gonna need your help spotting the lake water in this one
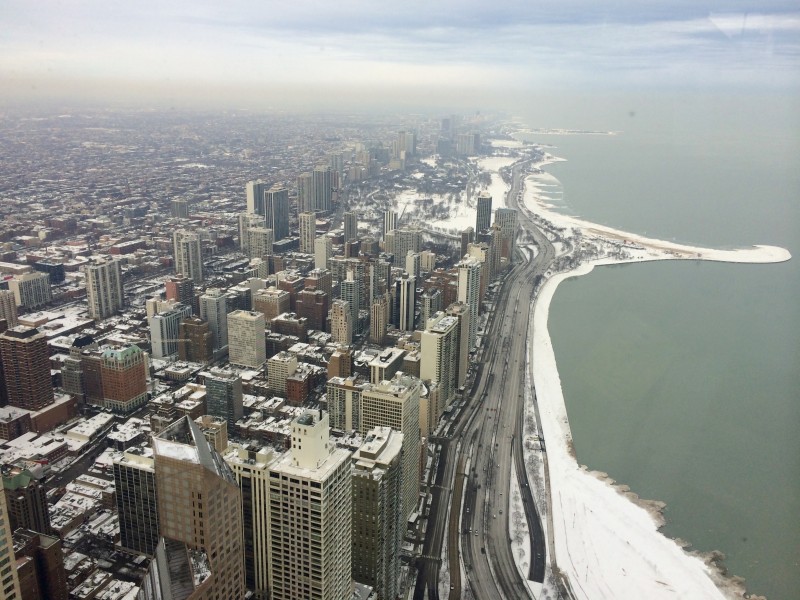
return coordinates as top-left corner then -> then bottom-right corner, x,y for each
521,92 -> 800,600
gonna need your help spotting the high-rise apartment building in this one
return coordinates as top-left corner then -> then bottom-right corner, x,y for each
0,291 -> 18,328
476,192 -> 492,233
204,369 -> 243,433
296,172 -> 313,215
173,229 -> 203,284
149,303 -> 192,359
340,269 -> 360,334
85,257 -> 124,320
0,486 -> 22,600
267,411 -> 352,600
314,235 -> 332,270
405,251 -> 421,278
171,198 -> 189,218
267,351 -> 297,396
265,185 -> 290,242
421,312 -> 459,416
446,302 -> 472,389
495,207 -> 519,261
457,257 -> 482,350
223,444 -> 278,596
8,272 -> 51,310
178,317 -> 213,364
164,275 -> 194,308
299,212 -> 316,254
312,165 -> 333,213
460,226 -> 475,259
330,299 -> 352,345
246,180 -> 269,216
343,212 -> 357,243
152,416 -> 245,598
0,327 -> 52,411
228,310 -> 266,369
247,227 -> 274,260
11,528 -> 67,600
100,345 -> 148,414
385,228 -> 421,267
360,373 -> 422,519
351,427 -> 404,600
326,375 -> 370,432
383,210 -> 397,240
199,288 -> 229,352
395,272 -> 416,332
113,449 -> 159,556
369,294 -> 389,345
420,287 -> 443,328
2,466 -> 51,535
253,287 -> 290,325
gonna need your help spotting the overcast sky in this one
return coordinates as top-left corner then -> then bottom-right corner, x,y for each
1,1 -> 798,106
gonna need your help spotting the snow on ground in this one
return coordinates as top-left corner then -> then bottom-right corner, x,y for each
509,453 -> 544,599
517,149 -> 791,600
490,139 -> 525,148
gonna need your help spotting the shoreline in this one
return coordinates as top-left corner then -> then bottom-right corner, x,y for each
520,151 -> 788,599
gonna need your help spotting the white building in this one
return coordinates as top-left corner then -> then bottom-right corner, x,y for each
299,212 -> 316,254
228,310 -> 266,369
267,351 -> 297,396
173,229 -> 203,284
457,257 -> 482,350
8,272 -> 51,309
85,258 -> 124,319
199,288 -> 228,352
267,411 -> 353,600
150,304 -> 192,359
329,299 -> 352,345
421,312 -> 459,416
314,235 -> 332,270
247,226 -> 274,260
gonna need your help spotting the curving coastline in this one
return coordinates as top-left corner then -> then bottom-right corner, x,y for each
522,153 -> 789,599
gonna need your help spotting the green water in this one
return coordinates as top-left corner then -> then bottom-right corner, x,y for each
527,93 -> 800,600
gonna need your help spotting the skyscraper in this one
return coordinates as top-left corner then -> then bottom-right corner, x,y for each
340,269 -> 360,334
446,302 -> 472,389
149,304 -> 192,359
2,466 -> 51,535
421,312 -> 459,415
383,210 -> 397,240
476,192 -> 492,233
360,373 -> 422,519
0,326 -> 52,411
113,449 -> 159,556
457,257 -> 482,350
420,287 -> 443,328
296,172 -> 313,215
8,272 -> 51,310
265,185 -> 291,241
267,411 -> 353,600
173,229 -> 203,284
0,291 -> 17,329
228,310 -> 266,369
178,317 -> 213,364
199,288 -> 229,352
351,427 -> 404,600
247,226 -> 274,260
314,235 -> 332,270
330,299 -> 353,345
100,345 -> 148,414
164,275 -> 194,308
395,272 -> 416,332
152,416 -> 245,598
495,207 -> 519,261
343,211 -> 358,243
0,486 -> 22,600
246,180 -> 268,216
460,226 -> 475,259
299,212 -> 316,254
369,293 -> 389,345
204,369 -> 243,433
312,165 -> 333,212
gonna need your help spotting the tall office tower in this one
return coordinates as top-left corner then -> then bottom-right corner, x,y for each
361,373 -> 422,519
223,444 -> 277,596
495,207 -> 519,260
421,312 -> 459,414
228,310 -> 266,369
171,198 -> 189,218
330,299 -> 353,345
199,288 -> 229,351
476,192 -> 492,233
0,291 -> 17,328
164,275 -> 194,307
296,172 -> 314,214
395,272 -> 416,332
299,212 -> 316,254
0,487 -> 22,600
253,287 -> 290,324
2,466 -> 51,535
267,411 -> 353,600
405,251 -> 421,278
246,180 -> 269,216
0,327 -> 52,411
205,369 -> 243,433
340,269 -> 360,333
457,257 -> 482,351
100,345 -> 148,414
113,449 -> 159,556
314,235 -> 332,270
420,288 -> 443,333
383,210 -> 397,240
312,165 -> 333,213
460,226 -> 475,259
173,229 -> 204,284
84,257 -> 124,320
446,302 -> 472,389
267,352 -> 297,396
8,272 -> 51,310
149,303 -> 192,359
326,375 -> 369,431
11,528 -> 68,600
264,185 -> 290,241
351,427 -> 404,600
178,317 -> 213,364
153,416 -> 245,599
343,211 -> 358,242
247,227 -> 274,260
369,294 -> 389,345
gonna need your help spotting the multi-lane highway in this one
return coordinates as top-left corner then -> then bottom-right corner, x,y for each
414,160 -> 559,599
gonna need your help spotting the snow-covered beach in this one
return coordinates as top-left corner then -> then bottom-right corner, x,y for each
517,150 -> 790,599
